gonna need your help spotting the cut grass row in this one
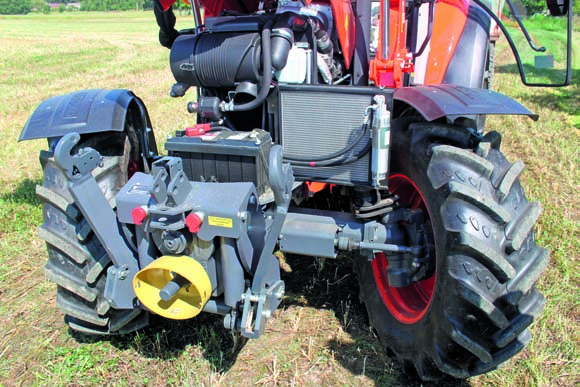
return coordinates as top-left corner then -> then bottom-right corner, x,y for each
0,11 -> 578,387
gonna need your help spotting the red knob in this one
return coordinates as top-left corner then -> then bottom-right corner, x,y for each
131,206 -> 148,225
185,213 -> 202,233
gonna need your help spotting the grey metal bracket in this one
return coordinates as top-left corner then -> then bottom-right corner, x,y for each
150,167 -> 169,204
150,157 -> 192,207
53,132 -> 102,180
53,133 -> 139,310
240,280 -> 285,338
252,145 -> 294,293
236,145 -> 292,339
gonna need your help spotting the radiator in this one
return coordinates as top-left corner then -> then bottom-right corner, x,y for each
277,85 -> 392,186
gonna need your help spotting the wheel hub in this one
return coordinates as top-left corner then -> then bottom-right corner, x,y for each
372,174 -> 437,324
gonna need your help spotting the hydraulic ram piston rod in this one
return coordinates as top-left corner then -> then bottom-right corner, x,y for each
279,211 -> 418,258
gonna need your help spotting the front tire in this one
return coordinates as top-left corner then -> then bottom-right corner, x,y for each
355,122 -> 549,379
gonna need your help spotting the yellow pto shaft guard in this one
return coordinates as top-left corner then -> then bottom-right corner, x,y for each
133,256 -> 212,320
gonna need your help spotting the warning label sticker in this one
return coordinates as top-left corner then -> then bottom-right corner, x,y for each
208,216 -> 233,228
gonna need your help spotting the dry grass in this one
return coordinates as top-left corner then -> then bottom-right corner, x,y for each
0,11 -> 578,387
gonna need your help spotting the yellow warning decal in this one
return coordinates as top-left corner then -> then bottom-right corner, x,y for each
208,216 -> 233,228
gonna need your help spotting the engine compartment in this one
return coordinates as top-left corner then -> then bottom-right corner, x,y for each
164,2 -> 394,188
169,2 -> 347,124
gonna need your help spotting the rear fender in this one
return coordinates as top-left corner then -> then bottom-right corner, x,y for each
393,85 -> 539,122
442,2 -> 491,88
19,89 -> 158,159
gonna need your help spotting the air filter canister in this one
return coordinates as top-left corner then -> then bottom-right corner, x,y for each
170,32 -> 262,88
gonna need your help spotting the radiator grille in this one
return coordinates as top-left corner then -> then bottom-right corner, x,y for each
279,88 -> 377,185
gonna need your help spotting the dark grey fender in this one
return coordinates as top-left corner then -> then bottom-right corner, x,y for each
394,85 -> 539,122
19,89 -> 158,157
443,2 -> 490,88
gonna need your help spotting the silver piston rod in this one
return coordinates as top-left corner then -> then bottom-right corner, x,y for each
278,210 -> 415,258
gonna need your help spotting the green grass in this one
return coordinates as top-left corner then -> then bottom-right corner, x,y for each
0,11 -> 578,387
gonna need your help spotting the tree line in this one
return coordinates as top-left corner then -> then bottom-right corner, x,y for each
0,0 -> 156,14
79,0 -> 154,12
0,0 -> 32,14
1,0 -> 577,17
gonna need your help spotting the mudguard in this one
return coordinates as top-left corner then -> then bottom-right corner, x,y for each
443,3 -> 491,88
394,85 -> 539,122
19,89 -> 158,158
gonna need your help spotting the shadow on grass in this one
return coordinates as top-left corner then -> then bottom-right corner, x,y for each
0,178 -> 41,207
65,252 -> 471,385
495,63 -> 579,121
0,178 -> 42,234
279,254 -> 470,387
71,313 -> 248,373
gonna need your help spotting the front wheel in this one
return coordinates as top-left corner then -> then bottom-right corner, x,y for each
355,122 -> 549,380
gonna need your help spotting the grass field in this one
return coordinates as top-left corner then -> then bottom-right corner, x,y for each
0,11 -> 578,387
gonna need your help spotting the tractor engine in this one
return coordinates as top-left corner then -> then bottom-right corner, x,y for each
169,3 -> 344,120
166,3 -> 390,190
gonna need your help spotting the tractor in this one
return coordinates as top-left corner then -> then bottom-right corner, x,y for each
19,0 -> 572,380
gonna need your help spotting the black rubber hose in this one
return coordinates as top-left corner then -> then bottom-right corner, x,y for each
284,124 -> 369,162
232,23 -> 273,112
271,13 -> 306,71
472,0 -> 571,87
288,141 -> 371,167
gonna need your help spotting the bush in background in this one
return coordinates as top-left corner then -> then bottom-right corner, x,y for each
0,0 -> 31,14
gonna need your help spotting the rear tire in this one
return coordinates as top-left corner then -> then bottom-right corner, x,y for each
38,129 -> 149,335
355,122 -> 549,379
483,41 -> 496,90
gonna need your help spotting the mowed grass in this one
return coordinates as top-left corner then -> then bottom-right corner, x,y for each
0,11 -> 578,387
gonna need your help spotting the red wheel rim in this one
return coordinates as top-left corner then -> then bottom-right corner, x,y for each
371,174 -> 436,324
128,158 -> 139,179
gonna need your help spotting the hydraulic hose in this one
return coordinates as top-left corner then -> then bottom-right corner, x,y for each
288,141 -> 372,167
284,123 -> 369,162
472,0 -> 571,87
231,22 -> 273,112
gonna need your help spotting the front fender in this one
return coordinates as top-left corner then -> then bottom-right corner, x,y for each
394,85 -> 538,122
19,89 -> 158,158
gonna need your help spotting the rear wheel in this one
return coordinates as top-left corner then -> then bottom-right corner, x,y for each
38,126 -> 150,335
355,122 -> 549,379
483,41 -> 496,90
